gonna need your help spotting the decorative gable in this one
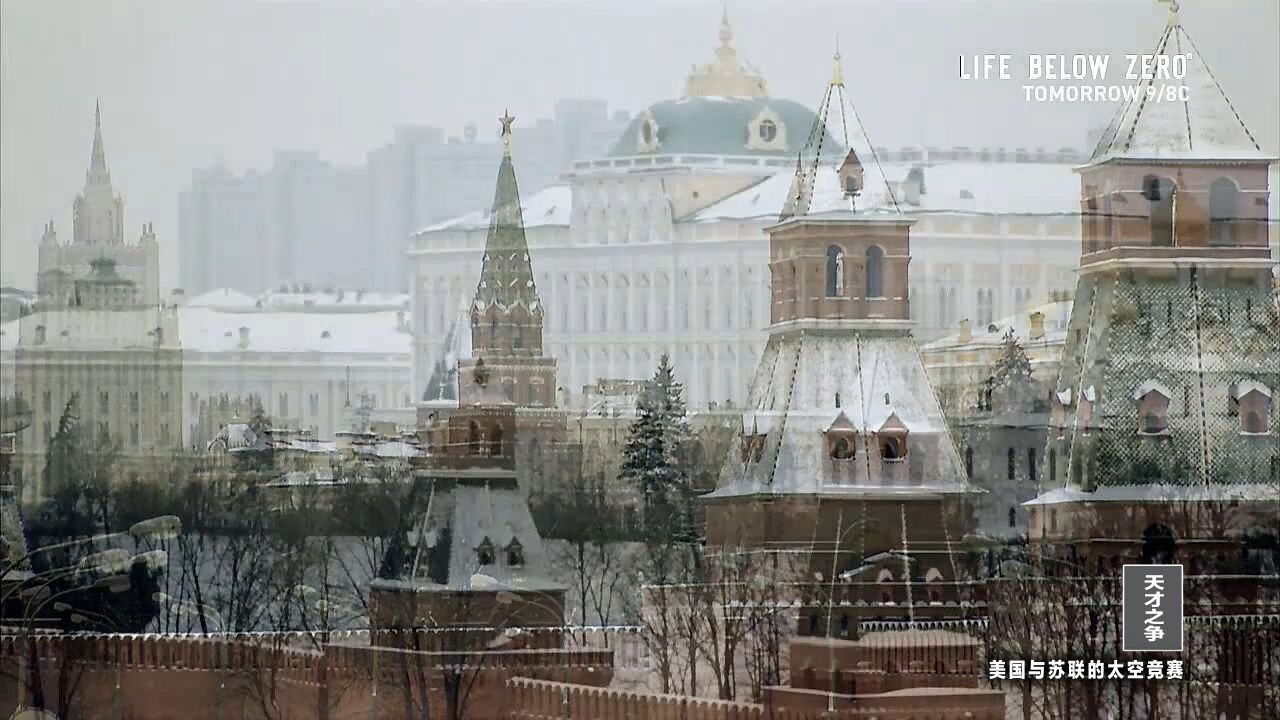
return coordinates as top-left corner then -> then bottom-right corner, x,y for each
745,106 -> 786,152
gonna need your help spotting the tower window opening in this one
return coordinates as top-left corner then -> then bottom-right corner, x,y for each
1144,175 -> 1176,247
866,246 -> 885,298
468,421 -> 482,455
1209,177 -> 1238,246
825,245 -> 845,298
476,538 -> 495,567
1137,387 -> 1171,435
489,424 -> 504,456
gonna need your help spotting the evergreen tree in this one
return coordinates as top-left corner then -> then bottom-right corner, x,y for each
620,354 -> 694,543
985,330 -> 1037,413
42,394 -> 117,534
990,330 -> 1033,387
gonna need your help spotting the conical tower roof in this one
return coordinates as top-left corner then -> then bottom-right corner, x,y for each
1089,4 -> 1270,164
473,111 -> 540,314
779,46 -> 900,220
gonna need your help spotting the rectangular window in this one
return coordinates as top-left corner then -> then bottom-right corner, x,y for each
99,391 -> 110,414
1007,447 -> 1016,480
42,421 -> 51,444
130,423 -> 139,446
1028,448 -> 1037,482
308,393 -> 320,417
42,391 -> 51,413
130,392 -> 140,414
160,391 -> 170,412
279,393 -> 289,417
160,424 -> 171,445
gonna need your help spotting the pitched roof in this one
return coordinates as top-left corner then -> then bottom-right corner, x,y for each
708,332 -> 971,498
1089,12 -> 1269,163
778,51 -> 900,221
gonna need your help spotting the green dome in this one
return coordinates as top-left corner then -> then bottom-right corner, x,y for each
608,96 -> 843,158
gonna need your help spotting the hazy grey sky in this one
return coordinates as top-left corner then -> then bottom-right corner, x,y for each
2,0 -> 1277,288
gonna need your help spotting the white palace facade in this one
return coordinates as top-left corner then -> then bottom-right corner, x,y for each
411,15 -> 1089,408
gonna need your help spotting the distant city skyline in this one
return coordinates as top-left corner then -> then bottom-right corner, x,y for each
2,0 -> 1278,288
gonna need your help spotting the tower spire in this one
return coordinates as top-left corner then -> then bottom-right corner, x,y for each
831,36 -> 844,87
473,110 -> 538,314
89,99 -> 108,179
499,108 -> 515,156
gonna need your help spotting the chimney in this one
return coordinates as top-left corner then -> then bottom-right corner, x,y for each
903,166 -> 925,205
238,326 -> 250,349
1029,311 -> 1046,340
958,319 -> 972,343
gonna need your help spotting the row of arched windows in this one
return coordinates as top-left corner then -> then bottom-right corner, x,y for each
825,245 -> 884,298
1085,175 -> 1241,253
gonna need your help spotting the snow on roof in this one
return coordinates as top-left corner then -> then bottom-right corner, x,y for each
710,332 -> 970,498
1132,379 -> 1173,401
691,162 -> 1081,222
179,307 -> 411,355
417,184 -> 571,234
923,300 -> 1073,351
1232,380 -> 1272,400
1025,483 -> 1280,506
257,289 -> 409,309
1089,18 -> 1271,165
10,309 -> 177,350
187,288 -> 258,308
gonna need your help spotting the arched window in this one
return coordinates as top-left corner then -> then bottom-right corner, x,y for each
1135,383 -> 1171,435
830,435 -> 855,460
1141,524 -> 1176,564
866,246 -> 885,297
476,537 -> 496,566
467,421 -> 482,455
964,447 -> 973,477
1103,195 -> 1114,247
1144,175 -> 1176,247
1209,177 -> 1238,246
1008,506 -> 1016,528
489,317 -> 499,347
1236,385 -> 1272,434
489,424 -> 504,457
505,538 -> 524,567
825,245 -> 845,297
880,435 -> 905,460
877,568 -> 894,604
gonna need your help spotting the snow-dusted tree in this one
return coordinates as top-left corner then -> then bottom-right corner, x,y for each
620,354 -> 695,546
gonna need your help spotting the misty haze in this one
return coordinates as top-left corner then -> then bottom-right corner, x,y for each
1,1 -> 1278,719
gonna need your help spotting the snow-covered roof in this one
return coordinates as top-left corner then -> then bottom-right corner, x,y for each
923,300 -> 1073,352
257,289 -> 409,310
186,288 -> 258,308
179,307 -> 411,355
1232,380 -> 1272,400
709,331 -> 971,498
1025,483 -> 1280,506
1088,16 -> 1272,165
10,309 -> 178,350
417,184 -> 571,234
693,161 -> 1081,223
1132,379 -> 1173,401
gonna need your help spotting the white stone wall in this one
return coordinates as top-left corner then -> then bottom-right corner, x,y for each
413,210 -> 1080,409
